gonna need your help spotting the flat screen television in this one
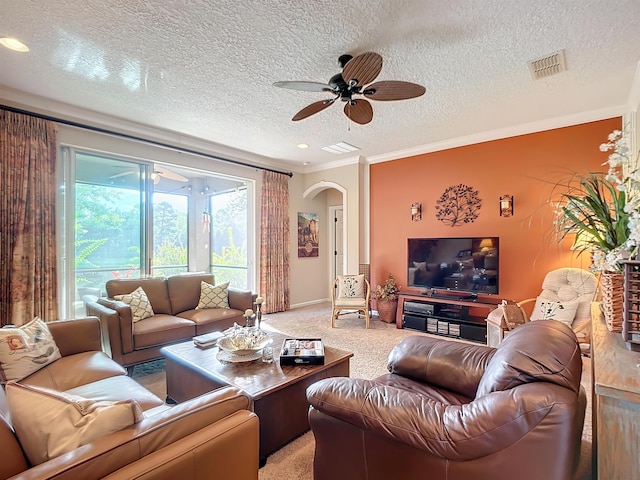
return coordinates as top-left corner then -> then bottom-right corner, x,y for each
407,237 -> 499,295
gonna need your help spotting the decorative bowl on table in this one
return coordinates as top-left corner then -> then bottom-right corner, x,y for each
218,326 -> 272,356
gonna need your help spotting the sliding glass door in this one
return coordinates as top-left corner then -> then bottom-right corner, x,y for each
67,151 -> 149,316
152,192 -> 188,277
60,147 -> 253,318
210,187 -> 248,288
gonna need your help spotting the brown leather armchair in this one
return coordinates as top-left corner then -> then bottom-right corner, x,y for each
306,320 -> 586,480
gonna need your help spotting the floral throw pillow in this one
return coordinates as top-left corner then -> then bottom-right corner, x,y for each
0,317 -> 62,383
337,275 -> 366,299
196,281 -> 230,309
114,286 -> 154,322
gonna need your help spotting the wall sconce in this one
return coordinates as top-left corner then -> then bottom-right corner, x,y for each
411,202 -> 422,221
499,195 -> 514,217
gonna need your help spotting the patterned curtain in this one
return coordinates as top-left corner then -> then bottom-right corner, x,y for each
0,110 -> 58,326
260,171 -> 290,313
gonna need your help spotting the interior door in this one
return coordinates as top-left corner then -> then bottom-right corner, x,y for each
330,206 -> 344,280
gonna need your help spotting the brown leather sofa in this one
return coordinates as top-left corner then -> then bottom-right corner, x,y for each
85,273 -> 254,370
0,317 -> 259,480
306,320 -> 586,480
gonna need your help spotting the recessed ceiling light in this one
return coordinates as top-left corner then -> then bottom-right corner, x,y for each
303,162 -> 311,166
0,37 -> 29,52
297,143 -> 309,149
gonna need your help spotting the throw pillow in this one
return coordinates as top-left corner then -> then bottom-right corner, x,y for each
337,275 -> 365,298
196,281 -> 230,309
0,317 -> 61,383
5,382 -> 143,465
114,286 -> 154,322
529,296 -> 579,326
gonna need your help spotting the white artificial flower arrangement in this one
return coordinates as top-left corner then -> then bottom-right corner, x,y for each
554,128 -> 638,273
597,129 -> 640,271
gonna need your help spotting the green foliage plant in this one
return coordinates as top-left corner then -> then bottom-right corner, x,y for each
554,172 -> 630,272
373,274 -> 400,302
554,129 -> 638,272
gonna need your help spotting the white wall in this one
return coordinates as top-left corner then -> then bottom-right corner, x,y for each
287,174 -> 330,307
302,162 -> 363,273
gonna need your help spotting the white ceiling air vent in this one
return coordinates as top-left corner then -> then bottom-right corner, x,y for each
528,50 -> 567,80
321,142 -> 361,154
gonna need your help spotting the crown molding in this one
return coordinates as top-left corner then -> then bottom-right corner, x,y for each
1,85 -> 631,174
366,105 -> 627,164
298,154 -> 362,174
628,61 -> 640,112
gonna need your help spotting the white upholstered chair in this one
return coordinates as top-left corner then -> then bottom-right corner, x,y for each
331,274 -> 371,328
517,267 -> 598,352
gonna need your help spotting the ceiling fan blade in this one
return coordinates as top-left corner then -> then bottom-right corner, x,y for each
344,99 -> 373,125
273,81 -> 333,92
364,81 -> 426,101
154,166 -> 188,182
292,99 -> 335,121
342,52 -> 383,87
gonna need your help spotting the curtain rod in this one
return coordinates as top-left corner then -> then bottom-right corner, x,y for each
1,104 -> 294,178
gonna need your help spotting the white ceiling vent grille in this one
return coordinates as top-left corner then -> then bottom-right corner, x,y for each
321,142 -> 361,154
528,50 -> 567,80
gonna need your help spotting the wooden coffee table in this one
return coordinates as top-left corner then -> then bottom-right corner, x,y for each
160,331 -> 353,461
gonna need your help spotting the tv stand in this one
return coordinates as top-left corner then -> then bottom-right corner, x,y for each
396,291 -> 503,344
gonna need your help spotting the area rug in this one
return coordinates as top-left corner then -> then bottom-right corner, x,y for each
132,303 -> 592,480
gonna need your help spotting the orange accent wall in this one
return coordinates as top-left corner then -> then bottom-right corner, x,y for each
370,117 -> 622,302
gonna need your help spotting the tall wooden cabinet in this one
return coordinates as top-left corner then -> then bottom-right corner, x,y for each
591,302 -> 640,478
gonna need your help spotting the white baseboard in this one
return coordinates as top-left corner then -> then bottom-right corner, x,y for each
289,298 -> 331,310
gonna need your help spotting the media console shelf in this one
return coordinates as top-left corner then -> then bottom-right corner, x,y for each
395,291 -> 503,344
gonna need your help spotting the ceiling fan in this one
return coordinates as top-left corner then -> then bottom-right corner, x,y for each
109,165 -> 188,184
273,52 -> 426,125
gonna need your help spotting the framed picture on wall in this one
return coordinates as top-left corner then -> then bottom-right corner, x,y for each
298,212 -> 319,257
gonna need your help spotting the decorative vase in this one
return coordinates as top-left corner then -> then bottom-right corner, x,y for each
601,271 -> 624,332
377,298 -> 398,323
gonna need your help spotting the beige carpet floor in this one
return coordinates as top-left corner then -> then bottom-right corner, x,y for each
132,302 -> 592,480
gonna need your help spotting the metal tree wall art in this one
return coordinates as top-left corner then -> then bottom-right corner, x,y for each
435,184 -> 482,226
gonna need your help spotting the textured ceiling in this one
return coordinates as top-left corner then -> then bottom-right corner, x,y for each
1,1 -> 639,172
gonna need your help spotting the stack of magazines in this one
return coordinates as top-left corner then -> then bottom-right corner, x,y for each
193,331 -> 224,348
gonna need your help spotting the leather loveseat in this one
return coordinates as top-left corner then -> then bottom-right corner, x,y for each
85,273 -> 254,370
0,317 -> 259,480
306,320 -> 586,480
